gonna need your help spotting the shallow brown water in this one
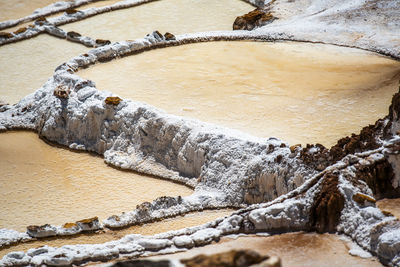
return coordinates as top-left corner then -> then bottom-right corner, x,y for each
0,210 -> 232,258
149,232 -> 382,267
377,198 -> 400,219
79,41 -> 400,147
61,0 -> 253,41
0,131 -> 193,231
0,34 -> 88,104
0,0 -> 61,22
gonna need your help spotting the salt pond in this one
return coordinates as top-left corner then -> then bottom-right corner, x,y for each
0,131 -> 193,231
79,41 -> 400,147
61,0 -> 253,41
0,34 -> 88,104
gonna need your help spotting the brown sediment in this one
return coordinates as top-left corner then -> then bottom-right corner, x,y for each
0,32 -> 13,39
310,173 -> 345,233
95,39 -> 111,46
105,96 -> 122,105
66,8 -> 79,15
53,85 -> 70,99
233,8 -> 276,30
355,159 -> 398,200
352,193 -> 376,204
13,27 -> 27,35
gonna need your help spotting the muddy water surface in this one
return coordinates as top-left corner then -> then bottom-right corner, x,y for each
0,0 -> 60,22
0,131 -> 193,231
377,198 -> 400,219
61,0 -> 253,41
79,41 -> 400,147
0,34 -> 88,104
0,210 -> 232,258
150,232 -> 382,266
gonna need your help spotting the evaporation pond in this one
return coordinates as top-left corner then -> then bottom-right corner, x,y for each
0,0 -> 58,21
0,131 -> 193,231
0,34 -> 88,104
79,41 -> 400,147
60,0 -> 253,42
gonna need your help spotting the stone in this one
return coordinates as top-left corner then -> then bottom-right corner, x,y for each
105,96 -> 122,105
164,32 -> 176,41
233,9 -> 276,31
13,27 -> 27,35
137,238 -> 173,250
53,85 -> 70,99
352,192 -> 376,205
290,144 -> 302,153
66,31 -> 82,42
310,173 -> 345,233
63,222 -> 78,229
0,32 -> 13,39
66,8 -> 79,15
34,17 -> 48,26
27,224 -> 57,238
95,39 -> 111,47
76,216 -> 101,231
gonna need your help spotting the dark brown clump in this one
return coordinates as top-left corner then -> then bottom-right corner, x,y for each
53,85 -> 70,99
67,31 -> 82,39
310,173 -> 345,233
233,9 -> 276,31
180,250 -> 269,267
0,32 -> 13,39
35,17 -> 48,26
95,39 -> 111,46
164,32 -> 176,41
66,8 -> 79,15
105,96 -> 122,105
13,27 -> 27,35
356,159 -> 398,199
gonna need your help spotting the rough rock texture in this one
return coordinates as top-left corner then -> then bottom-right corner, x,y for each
310,173 -> 345,233
233,9 -> 276,30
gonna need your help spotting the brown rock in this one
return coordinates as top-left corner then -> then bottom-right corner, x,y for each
355,159 -> 398,199
164,32 -> 176,41
310,173 -> 345,233
0,32 -> 13,39
233,9 -> 276,31
352,192 -> 376,205
180,250 -> 270,267
105,96 -> 122,105
63,222 -> 78,229
35,17 -> 48,26
66,31 -> 81,39
13,27 -> 27,35
66,8 -> 79,15
95,39 -> 111,47
53,85 -> 70,99
290,144 -> 301,153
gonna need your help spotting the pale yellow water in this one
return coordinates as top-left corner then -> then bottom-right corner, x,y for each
377,198 -> 400,219
0,209 -> 232,258
61,0 -> 253,41
79,41 -> 400,147
0,131 -> 193,232
0,0 -> 62,22
150,232 -> 382,267
0,34 -> 88,104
